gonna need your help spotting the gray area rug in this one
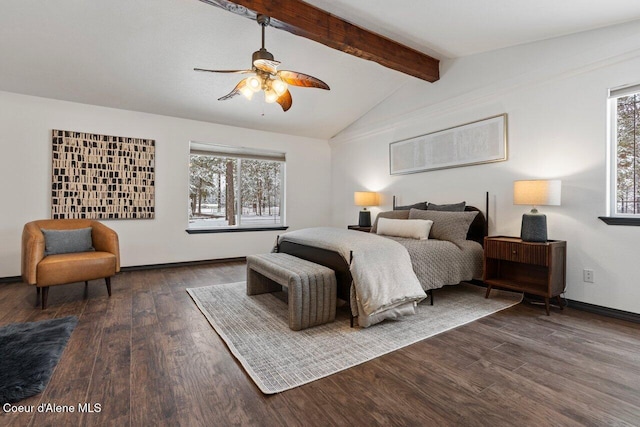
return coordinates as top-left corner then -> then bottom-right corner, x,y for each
0,316 -> 78,404
187,282 -> 522,394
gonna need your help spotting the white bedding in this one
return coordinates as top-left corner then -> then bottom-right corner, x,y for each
278,227 -> 426,327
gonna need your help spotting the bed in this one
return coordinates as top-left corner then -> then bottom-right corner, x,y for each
276,194 -> 489,326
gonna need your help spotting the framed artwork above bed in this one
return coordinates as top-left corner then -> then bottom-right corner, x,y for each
389,114 -> 508,175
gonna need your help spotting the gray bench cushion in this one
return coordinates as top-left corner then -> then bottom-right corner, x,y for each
247,253 -> 337,331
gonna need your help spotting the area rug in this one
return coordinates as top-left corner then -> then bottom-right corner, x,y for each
187,283 -> 521,394
0,316 -> 78,404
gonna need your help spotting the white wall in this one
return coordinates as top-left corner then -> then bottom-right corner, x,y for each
330,20 -> 640,315
0,92 -> 332,277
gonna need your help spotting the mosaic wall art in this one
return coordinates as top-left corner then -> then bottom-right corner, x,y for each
51,129 -> 155,219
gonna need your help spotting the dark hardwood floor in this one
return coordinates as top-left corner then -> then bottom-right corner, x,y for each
1,261 -> 639,426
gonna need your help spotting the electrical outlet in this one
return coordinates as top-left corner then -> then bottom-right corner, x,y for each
583,269 -> 594,283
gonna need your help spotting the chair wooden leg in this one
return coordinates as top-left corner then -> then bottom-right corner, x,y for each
41,286 -> 49,310
85,281 -> 89,287
105,277 -> 112,297
36,287 -> 41,307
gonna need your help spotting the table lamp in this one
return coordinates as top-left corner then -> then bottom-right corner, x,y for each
514,180 -> 561,242
354,191 -> 379,227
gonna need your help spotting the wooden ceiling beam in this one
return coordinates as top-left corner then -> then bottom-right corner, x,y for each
199,0 -> 440,82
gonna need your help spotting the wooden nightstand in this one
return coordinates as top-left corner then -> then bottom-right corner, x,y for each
347,225 -> 372,233
483,236 -> 566,315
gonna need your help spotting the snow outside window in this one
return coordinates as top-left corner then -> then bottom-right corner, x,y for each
188,142 -> 285,229
608,84 -> 640,217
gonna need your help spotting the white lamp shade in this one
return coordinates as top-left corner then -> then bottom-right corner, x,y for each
514,180 -> 561,206
354,191 -> 379,207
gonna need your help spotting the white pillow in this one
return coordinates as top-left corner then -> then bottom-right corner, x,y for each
376,217 -> 433,240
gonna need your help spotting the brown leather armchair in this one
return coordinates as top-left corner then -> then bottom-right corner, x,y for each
22,219 -> 120,309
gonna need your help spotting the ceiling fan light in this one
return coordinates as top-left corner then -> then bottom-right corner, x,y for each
272,79 -> 288,96
247,76 -> 262,92
264,89 -> 278,103
239,86 -> 254,100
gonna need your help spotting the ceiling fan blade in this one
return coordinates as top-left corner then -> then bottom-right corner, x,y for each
218,79 -> 248,101
194,68 -> 253,74
278,71 -> 330,90
253,59 -> 280,74
276,89 -> 292,112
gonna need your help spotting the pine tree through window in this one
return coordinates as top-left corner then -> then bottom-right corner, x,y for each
609,85 -> 640,216
188,143 -> 285,229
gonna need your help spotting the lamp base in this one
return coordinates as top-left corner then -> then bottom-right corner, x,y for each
358,210 -> 371,227
521,212 -> 547,242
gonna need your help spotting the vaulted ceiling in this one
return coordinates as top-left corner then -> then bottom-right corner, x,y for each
2,0 -> 640,139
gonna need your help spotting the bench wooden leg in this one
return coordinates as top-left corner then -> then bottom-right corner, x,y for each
105,277 -> 112,297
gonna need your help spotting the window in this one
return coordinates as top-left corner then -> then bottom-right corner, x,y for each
188,142 -> 285,231
608,84 -> 640,217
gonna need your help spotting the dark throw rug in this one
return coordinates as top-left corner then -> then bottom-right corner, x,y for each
0,316 -> 78,404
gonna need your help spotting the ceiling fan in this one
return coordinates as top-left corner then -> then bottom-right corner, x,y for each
195,14 -> 330,112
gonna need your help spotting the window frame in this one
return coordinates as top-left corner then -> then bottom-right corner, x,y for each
605,83 -> 640,223
186,141 -> 287,233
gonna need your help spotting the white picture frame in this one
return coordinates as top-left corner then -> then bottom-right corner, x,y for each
389,114 -> 508,175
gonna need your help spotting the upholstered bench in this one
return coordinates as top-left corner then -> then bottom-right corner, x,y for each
246,253 -> 337,331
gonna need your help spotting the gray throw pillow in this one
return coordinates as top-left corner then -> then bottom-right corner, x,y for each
370,210 -> 410,233
41,227 -> 95,256
394,202 -> 428,211
427,201 -> 466,212
408,209 -> 478,243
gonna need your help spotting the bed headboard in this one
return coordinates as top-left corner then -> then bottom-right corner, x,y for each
464,205 -> 487,246
393,192 -> 489,246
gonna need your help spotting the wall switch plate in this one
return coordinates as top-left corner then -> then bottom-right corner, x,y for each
583,269 -> 594,283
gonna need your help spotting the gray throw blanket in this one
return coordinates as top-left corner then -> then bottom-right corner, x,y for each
278,227 -> 426,327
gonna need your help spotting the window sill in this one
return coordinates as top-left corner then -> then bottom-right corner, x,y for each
185,226 -> 289,234
598,216 -> 640,226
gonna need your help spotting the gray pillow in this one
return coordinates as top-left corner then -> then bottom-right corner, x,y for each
42,227 -> 95,256
370,210 -> 410,233
427,202 -> 466,212
394,201 -> 428,211
408,209 -> 478,243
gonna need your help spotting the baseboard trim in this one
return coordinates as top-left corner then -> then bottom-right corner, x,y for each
0,257 -> 247,283
120,257 -> 246,272
522,293 -> 640,324
468,282 -> 640,324
565,299 -> 640,324
3,268 -> 639,324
